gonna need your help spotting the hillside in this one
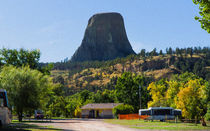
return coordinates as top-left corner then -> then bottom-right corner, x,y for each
51,47 -> 210,95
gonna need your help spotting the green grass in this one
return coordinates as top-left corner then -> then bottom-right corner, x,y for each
0,120 -> 62,131
12,120 -> 52,123
104,119 -> 210,130
12,115 -> 72,120
50,117 -> 72,119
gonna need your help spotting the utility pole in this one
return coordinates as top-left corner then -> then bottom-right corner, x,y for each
139,85 -> 141,109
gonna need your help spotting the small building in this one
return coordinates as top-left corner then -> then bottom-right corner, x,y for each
81,103 -> 122,118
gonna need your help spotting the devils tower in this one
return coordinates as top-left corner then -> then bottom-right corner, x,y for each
71,12 -> 136,62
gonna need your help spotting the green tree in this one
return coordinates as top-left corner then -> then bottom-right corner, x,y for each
169,47 -> 173,55
150,48 -> 158,56
193,0 -> 210,33
165,81 -> 180,108
159,50 -> 163,56
175,48 -> 181,56
0,66 -> 53,121
112,104 -> 134,118
0,48 -> 53,74
187,47 -> 193,58
140,49 -> 146,57
92,89 -> 116,103
79,90 -> 93,104
172,72 -> 199,83
115,72 -> 151,112
205,103 -> 210,120
0,48 -> 40,69
166,47 -> 173,55
51,96 -> 68,117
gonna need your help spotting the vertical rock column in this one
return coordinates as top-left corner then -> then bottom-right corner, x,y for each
71,12 -> 135,62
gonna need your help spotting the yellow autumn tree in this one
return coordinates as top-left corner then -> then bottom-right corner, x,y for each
147,72 -> 209,119
176,79 -> 207,119
74,106 -> 81,118
147,79 -> 168,107
165,80 -> 180,108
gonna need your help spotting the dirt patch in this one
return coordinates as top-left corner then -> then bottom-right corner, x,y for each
28,119 -> 139,131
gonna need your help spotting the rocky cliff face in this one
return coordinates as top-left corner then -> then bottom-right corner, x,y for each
71,12 -> 135,62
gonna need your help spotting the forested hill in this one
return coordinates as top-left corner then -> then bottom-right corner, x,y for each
50,47 -> 210,94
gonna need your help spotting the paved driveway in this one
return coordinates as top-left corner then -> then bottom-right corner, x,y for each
29,119 -> 138,131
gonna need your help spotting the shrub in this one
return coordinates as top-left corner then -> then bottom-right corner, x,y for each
74,106 -> 81,118
113,104 -> 134,118
205,103 -> 210,121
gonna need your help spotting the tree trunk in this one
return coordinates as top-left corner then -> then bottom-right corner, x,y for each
18,112 -> 23,122
201,117 -> 207,126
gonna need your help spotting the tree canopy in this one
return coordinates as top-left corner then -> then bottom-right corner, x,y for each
176,79 -> 207,119
147,72 -> 209,119
0,48 -> 53,74
0,66 -> 53,121
193,0 -> 210,33
115,72 -> 151,112
0,48 -> 40,69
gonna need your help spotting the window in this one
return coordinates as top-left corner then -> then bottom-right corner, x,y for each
153,109 -> 171,115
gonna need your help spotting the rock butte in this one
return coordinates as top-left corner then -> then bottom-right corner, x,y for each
71,12 -> 136,62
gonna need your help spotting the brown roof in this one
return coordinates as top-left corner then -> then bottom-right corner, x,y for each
81,103 -> 123,109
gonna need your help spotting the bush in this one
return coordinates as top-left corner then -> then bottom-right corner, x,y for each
74,106 -> 81,118
205,103 -> 210,121
113,104 -> 134,118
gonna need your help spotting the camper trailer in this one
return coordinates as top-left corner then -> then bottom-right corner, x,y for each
0,89 -> 11,125
139,107 -> 181,121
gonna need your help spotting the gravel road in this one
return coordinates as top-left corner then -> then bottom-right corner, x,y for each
29,119 -> 138,131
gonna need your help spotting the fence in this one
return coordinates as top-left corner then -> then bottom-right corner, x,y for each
118,114 -> 150,120
118,114 -> 204,124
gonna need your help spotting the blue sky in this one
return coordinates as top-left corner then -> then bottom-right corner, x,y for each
0,0 -> 209,62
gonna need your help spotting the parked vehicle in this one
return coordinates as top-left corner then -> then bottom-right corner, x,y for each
0,89 -> 12,125
34,110 -> 44,119
139,107 -> 181,121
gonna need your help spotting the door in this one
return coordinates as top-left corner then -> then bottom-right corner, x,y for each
89,110 -> 95,118
96,110 -> 99,118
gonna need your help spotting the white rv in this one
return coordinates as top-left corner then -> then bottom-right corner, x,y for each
139,107 -> 181,121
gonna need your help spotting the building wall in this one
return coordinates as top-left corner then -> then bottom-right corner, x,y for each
81,109 -> 114,118
81,109 -> 89,118
101,109 -> 113,118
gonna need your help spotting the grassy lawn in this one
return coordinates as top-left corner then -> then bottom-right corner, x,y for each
0,120 -> 62,131
50,117 -> 73,120
104,119 -> 210,130
12,115 -> 73,120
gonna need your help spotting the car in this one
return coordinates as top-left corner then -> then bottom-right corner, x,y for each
34,110 -> 44,119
